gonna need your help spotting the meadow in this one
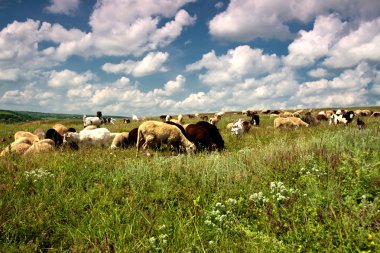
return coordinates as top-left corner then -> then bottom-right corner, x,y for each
0,110 -> 379,252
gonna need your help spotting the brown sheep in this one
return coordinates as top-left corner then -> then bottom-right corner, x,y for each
274,117 -> 309,128
110,132 -> 130,149
53,123 -> 68,136
136,120 -> 196,157
0,142 -> 31,157
23,139 -> 55,156
14,131 -> 39,144
83,125 -> 98,131
34,128 -> 45,140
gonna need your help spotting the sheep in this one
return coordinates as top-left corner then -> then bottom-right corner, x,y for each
14,131 -> 39,144
83,125 -> 98,131
132,114 -> 139,121
83,115 -> 102,128
316,114 -> 328,121
110,132 -> 130,149
185,124 -> 217,151
231,119 -> 251,135
53,123 -> 68,136
45,129 -> 63,147
329,111 -> 355,125
136,120 -> 196,157
209,114 -> 222,125
195,121 -> 224,151
356,118 -> 366,130
251,114 -> 260,126
177,114 -> 184,124
301,113 -> 318,126
0,142 -> 31,157
64,128 -> 118,148
23,139 -> 55,156
274,117 -> 309,128
34,128 -> 45,140
371,112 -> 380,117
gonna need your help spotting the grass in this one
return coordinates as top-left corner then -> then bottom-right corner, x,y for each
0,112 -> 379,252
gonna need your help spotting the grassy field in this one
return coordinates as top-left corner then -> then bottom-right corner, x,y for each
0,111 -> 379,252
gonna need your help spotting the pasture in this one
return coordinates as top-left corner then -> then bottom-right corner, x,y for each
0,111 -> 380,252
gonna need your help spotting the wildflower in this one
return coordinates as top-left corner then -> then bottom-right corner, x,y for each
227,198 -> 237,205
209,241 -> 214,245
149,237 -> 156,244
1,137 -> 5,142
368,234 -> 373,240
158,224 -> 166,230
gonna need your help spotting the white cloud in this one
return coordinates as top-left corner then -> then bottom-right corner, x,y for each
323,17 -> 380,68
88,0 -> 196,57
284,14 -> 346,67
151,75 -> 185,96
308,68 -> 329,78
209,0 -> 380,41
45,0 -> 80,15
102,51 -> 169,77
48,69 -> 95,88
0,68 -> 20,81
186,45 -> 280,86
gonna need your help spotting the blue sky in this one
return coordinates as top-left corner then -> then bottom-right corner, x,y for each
0,0 -> 379,117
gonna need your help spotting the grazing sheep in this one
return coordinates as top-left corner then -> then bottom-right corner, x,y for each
274,117 -> 309,128
177,114 -> 184,124
14,131 -> 39,144
83,115 -> 102,128
136,120 -> 196,156
325,110 -> 335,117
23,139 -> 55,156
251,114 -> 260,126
329,111 -> 355,125
301,113 -> 318,126
110,132 -> 130,149
371,112 -> 380,117
53,123 -> 68,136
132,114 -> 139,121
231,119 -> 251,135
356,118 -> 366,130
195,121 -> 224,151
185,124 -> 217,151
316,114 -> 328,121
123,118 -> 131,123
64,128 -> 118,148
209,114 -> 222,125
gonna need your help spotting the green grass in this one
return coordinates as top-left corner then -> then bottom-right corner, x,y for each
0,113 -> 380,252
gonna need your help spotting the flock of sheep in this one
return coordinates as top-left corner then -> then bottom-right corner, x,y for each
0,108 -> 377,158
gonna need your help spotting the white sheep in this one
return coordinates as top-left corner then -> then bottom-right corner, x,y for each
83,115 -> 102,128
64,128 -> 118,148
136,120 -> 196,157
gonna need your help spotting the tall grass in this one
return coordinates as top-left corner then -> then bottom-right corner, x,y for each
0,114 -> 379,252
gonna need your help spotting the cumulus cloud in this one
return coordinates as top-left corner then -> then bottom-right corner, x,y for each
102,51 -> 169,77
209,0 -> 380,41
284,14 -> 346,67
88,0 -> 196,57
48,69 -> 95,88
151,75 -> 186,96
308,68 -> 329,78
323,17 -> 380,68
294,62 -> 375,107
45,0 -> 80,15
186,45 -> 280,86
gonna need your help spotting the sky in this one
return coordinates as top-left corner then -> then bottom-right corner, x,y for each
0,0 -> 380,117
